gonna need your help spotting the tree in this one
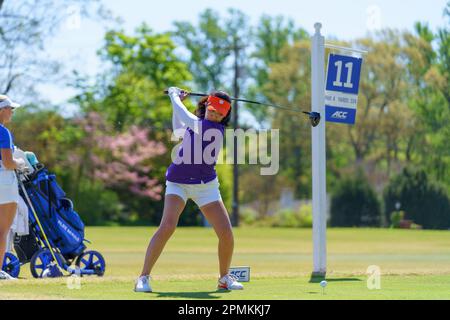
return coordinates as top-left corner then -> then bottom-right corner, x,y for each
239,165 -> 284,217
9,104 -> 68,171
264,40 -> 313,198
402,6 -> 450,190
249,15 -> 309,122
79,112 -> 165,196
348,32 -> 409,164
172,9 -> 252,93
172,9 -> 230,92
72,24 -> 193,132
330,173 -> 382,227
92,123 -> 167,200
67,112 -> 167,222
0,0 -> 109,99
9,106 -> 123,224
384,168 -> 450,230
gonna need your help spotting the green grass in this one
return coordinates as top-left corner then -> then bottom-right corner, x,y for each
1,227 -> 450,300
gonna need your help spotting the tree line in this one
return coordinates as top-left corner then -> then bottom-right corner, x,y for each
1,1 -> 449,227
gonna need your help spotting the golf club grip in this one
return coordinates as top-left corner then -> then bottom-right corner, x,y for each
163,89 -> 208,97
188,92 -> 208,97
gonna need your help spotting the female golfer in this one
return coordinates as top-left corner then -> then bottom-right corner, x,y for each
0,95 -> 25,280
135,87 -> 243,292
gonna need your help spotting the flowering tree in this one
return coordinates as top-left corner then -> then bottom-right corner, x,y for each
71,112 -> 167,201
94,125 -> 166,200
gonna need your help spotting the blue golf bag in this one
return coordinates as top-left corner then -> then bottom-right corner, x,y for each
22,168 -> 86,259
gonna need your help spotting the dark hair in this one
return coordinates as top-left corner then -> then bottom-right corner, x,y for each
195,90 -> 232,127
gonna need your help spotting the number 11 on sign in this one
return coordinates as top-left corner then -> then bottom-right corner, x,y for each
333,61 -> 354,89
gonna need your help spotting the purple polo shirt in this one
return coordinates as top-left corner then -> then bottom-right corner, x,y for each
166,119 -> 224,184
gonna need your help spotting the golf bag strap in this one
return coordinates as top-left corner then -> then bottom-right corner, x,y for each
48,177 -> 52,218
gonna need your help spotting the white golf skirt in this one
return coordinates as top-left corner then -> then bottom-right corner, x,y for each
165,177 -> 222,207
0,170 -> 19,205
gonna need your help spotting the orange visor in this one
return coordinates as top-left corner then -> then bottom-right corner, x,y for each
206,95 -> 231,116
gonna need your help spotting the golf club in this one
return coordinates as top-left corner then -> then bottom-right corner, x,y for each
164,89 -> 321,127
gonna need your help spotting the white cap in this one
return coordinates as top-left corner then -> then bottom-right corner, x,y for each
0,95 -> 21,109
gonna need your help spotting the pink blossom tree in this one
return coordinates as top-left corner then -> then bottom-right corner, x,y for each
70,112 -> 167,201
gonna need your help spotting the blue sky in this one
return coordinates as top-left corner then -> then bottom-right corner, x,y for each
37,0 -> 448,111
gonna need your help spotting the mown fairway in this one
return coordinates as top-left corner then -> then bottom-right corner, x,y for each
1,227 -> 450,299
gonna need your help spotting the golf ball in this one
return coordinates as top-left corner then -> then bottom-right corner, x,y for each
320,280 -> 327,288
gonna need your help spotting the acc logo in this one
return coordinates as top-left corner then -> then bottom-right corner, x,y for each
331,111 -> 348,119
231,270 -> 247,278
229,266 -> 250,282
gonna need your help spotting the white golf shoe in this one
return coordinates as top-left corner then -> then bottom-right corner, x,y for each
218,274 -> 244,290
134,275 -> 152,292
0,270 -> 18,281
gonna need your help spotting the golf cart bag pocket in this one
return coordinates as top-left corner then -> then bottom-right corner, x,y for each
58,198 -> 84,232
14,229 -> 39,263
48,174 -> 65,199
36,172 -> 66,201
52,213 -> 85,257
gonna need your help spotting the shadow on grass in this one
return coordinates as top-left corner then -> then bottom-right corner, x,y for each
153,290 -> 230,299
325,278 -> 363,282
309,276 -> 363,283
307,277 -> 363,296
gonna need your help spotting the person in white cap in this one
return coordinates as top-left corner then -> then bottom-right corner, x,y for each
0,95 -> 26,280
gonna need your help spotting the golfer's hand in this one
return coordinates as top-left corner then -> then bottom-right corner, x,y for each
179,90 -> 189,101
168,87 -> 183,97
14,158 -> 28,172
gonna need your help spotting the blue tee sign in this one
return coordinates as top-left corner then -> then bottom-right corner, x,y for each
325,54 -> 363,124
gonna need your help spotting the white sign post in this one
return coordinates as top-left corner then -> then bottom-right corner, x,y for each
311,23 -> 327,277
310,23 -> 365,278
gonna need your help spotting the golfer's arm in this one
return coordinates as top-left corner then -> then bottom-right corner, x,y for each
172,108 -> 184,130
1,148 -> 18,170
169,94 -> 200,134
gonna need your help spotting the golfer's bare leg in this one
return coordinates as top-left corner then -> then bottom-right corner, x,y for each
140,195 -> 185,276
200,200 -> 234,278
0,202 -> 17,268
